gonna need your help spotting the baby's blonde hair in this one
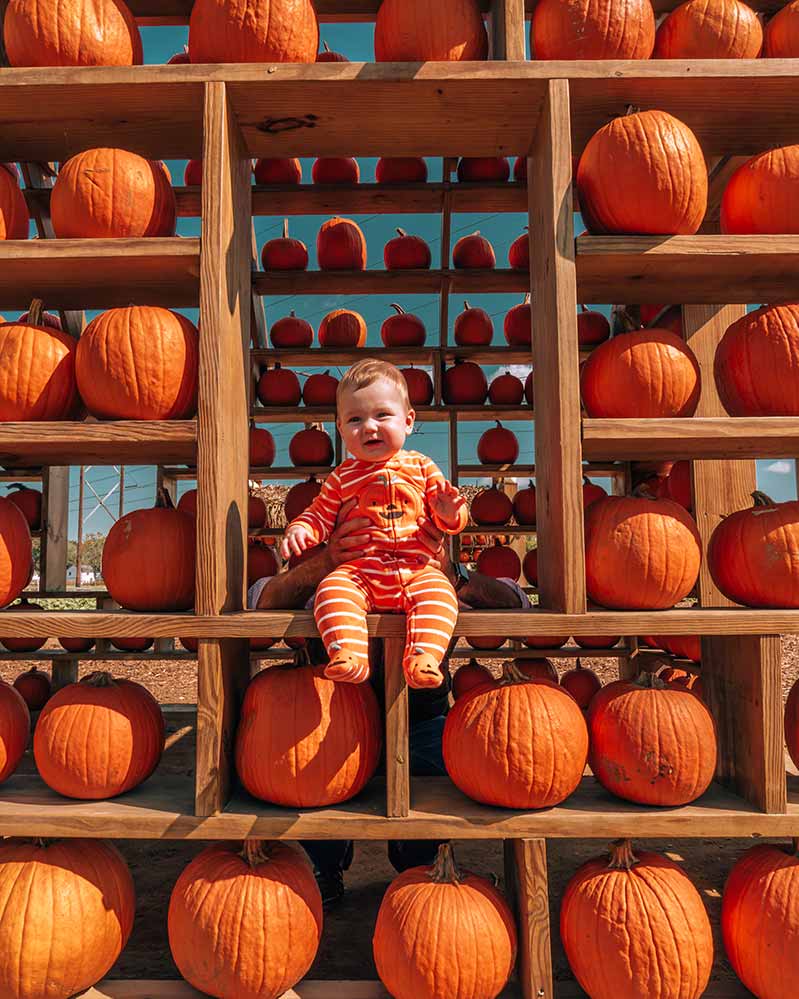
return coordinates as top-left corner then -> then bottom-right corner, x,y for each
336,359 -> 410,410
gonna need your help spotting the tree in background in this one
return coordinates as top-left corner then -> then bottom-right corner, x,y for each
66,533 -> 106,575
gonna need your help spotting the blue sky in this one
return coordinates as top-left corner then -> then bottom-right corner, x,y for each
11,22 -> 796,537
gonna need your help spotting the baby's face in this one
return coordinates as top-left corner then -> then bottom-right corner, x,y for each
337,377 -> 415,461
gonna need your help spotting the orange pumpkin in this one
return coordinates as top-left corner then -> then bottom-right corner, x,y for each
302,370 -> 338,407
189,0 -> 319,62
59,636 -> 95,652
504,294 -> 533,346
289,426 -> 334,467
76,306 -> 198,420
253,157 -> 302,184
532,0 -> 655,58
250,425 -> 275,467
477,421 -> 519,465
457,157 -> 511,182
374,0 -> 488,60
442,360 -> 488,404
247,538 -> 278,587
578,305 -> 610,345
375,157 -> 428,183
284,476 -> 322,521
585,496 -> 701,609
488,371 -> 524,406
452,231 -> 496,269
654,0 -> 762,57
317,40 -> 348,61
169,840 -> 322,999
257,362 -> 302,407
721,145 -> 799,233
12,665 -> 50,709
470,487 -> 513,527
261,218 -> 308,271
317,216 -> 367,270
0,681 -> 29,783
6,484 -> 41,531
319,308 -> 367,347
452,658 -> 495,699
269,310 -> 313,348
560,659 -> 602,709
513,481 -> 537,526
764,0 -> 799,55
453,300 -> 493,346
381,303 -> 426,347
312,156 -> 360,184
577,110 -> 707,235
514,657 -> 558,682
0,163 -> 29,240
661,460 -> 692,509
384,228 -> 431,270
0,502 -> 32,608
5,0 -> 143,66
401,366 -> 434,405
522,547 -> 537,585
582,475 -> 607,508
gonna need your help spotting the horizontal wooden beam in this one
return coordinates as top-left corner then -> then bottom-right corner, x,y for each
250,405 -> 534,423
253,269 -> 527,296
582,417 -> 799,460
251,347 -> 537,367
0,422 -> 196,467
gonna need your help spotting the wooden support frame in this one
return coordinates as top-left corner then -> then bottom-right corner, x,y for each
490,0 -> 526,60
504,839 -> 554,999
384,637 -> 410,818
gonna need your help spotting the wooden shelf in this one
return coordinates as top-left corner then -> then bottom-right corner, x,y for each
251,347 -> 537,367
582,417 -> 799,461
0,239 -> 200,310
81,980 -> 522,999
0,422 -> 196,467
253,269 -> 527,296
457,465 -> 535,478
250,405 -> 533,422
463,526 -> 536,536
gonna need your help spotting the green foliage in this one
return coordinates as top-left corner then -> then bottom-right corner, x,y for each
66,533 -> 106,574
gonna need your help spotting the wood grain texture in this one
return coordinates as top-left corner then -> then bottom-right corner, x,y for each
490,0 -> 527,60
254,269 -> 527,296
384,637 -> 409,818
504,839 -> 554,999
40,466 -> 69,593
250,405 -> 535,424
703,635 -> 786,814
50,657 -> 79,692
0,422 -> 196,467
529,80 -> 586,614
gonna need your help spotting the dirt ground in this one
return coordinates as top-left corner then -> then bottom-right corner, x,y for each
3,637 -> 798,989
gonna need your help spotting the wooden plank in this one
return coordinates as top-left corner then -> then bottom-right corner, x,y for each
0,422 -> 196,467
251,406 -> 534,424
703,635 -> 786,814
490,0 -> 527,60
81,979 -> 523,999
504,839 -> 554,999
529,80 -> 585,614
253,269 -> 527,297
39,466 -> 69,593
253,347 -> 541,367
50,657 -> 79,692
384,637 -> 409,819
0,238 -> 200,311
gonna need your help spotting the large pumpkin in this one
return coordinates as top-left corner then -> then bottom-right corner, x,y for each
317,216 -> 367,270
318,308 -> 367,347
764,0 -> 799,55
374,0 -> 488,60
585,495 -> 701,609
721,145 -> 799,233
443,663 -> 588,808
0,499 -> 32,608
708,491 -> 799,606
577,110 -> 707,235
0,680 -> 29,783
189,0 -> 318,63
654,0 -> 762,57
4,0 -> 142,65
715,303 -> 799,415
0,302 -> 79,420
581,328 -> 701,418
76,306 -> 198,420
561,839 -> 713,999
0,163 -> 29,239
588,671 -> 716,805
373,843 -> 516,999
169,840 -> 322,999
102,489 -> 196,611
531,0 -> 655,59
236,660 -> 381,806
34,671 -> 165,799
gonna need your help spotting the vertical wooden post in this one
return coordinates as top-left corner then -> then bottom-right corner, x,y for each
40,466 -> 69,592
503,838 -> 554,999
529,80 -> 586,614
384,636 -> 410,818
51,657 -> 79,691
195,81 -> 252,817
489,0 -> 526,60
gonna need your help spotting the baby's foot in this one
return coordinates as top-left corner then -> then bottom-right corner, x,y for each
404,649 -> 444,689
325,652 -> 370,684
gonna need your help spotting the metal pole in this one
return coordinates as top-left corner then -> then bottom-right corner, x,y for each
75,465 -> 84,589
118,466 -> 125,518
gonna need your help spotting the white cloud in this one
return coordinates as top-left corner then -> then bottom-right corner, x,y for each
767,460 -> 793,475
489,364 -> 533,383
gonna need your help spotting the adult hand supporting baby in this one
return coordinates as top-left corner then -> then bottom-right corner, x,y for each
326,498 -> 374,567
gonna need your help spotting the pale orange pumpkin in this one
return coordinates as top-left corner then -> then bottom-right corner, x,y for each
374,0 -> 488,60
0,164 -> 29,240
654,0 -> 762,57
189,0 -> 319,63
532,0 -> 655,59
4,0 -> 143,66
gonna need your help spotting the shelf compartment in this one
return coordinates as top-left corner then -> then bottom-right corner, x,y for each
251,348 -> 537,368
0,422 -> 196,467
250,405 -> 533,423
253,269 -> 527,296
82,980 -> 522,998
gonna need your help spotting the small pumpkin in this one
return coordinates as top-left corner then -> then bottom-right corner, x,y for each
312,157 -> 360,184
513,481 -> 536,526
452,231 -> 496,269
764,0 -> 799,55
513,157 -> 527,183
654,0 -> 762,58
253,157 -> 302,184
457,157 -> 510,182
302,370 -> 338,407
574,634 -> 620,649
504,294 -> 533,346
317,216 -> 367,270
6,484 -> 41,531
522,547 -> 537,585
531,0 -> 655,58
514,657 -> 558,682
4,0 -> 143,66
582,475 -> 607,509
183,159 -> 202,185
384,228 -> 431,270
488,371 -> 524,406
317,40 -> 348,60
250,425 -> 276,467
661,460 -> 692,509
374,0 -> 488,60
382,304 -> 426,347
111,636 -> 155,651
0,162 -> 29,240
167,46 -> 190,62
524,370 -> 534,405
0,500 -> 32,609
508,228 -> 529,271
400,367 -> 434,405
59,636 -> 95,652
476,540 -> 521,581
786,677 -> 799,770
477,421 -> 519,465
466,635 -> 506,650
248,539 -> 278,588
12,665 -> 50,709
453,300 -> 493,346
289,426 -> 334,467
578,305 -> 610,345
318,308 -> 367,348
721,145 -> 799,233
1,597 -> 45,652
560,659 -> 602,709
452,659 -> 495,699
375,157 -> 428,183
188,0 -> 319,63
442,359 -> 488,405
248,493 -> 267,529
284,476 -> 322,521
0,681 -> 29,783
261,218 -> 308,271
269,310 -> 313,348
470,487 -> 513,527
522,635 -> 569,649
257,362 -> 302,407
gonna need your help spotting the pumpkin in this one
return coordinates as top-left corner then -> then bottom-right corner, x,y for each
508,229 -> 529,271
248,539 -> 278,587
167,46 -> 190,62
457,157 -> 511,182
401,367 -> 434,405
764,0 -> 799,55
302,370 -> 338,407
444,661 -> 588,808
248,493 -> 267,529
504,294 -> 533,346
452,659 -> 495,699
7,483 -> 41,530
169,840 -> 322,999
0,499 -> 31,609
582,475 -> 607,508
183,159 -> 202,185
715,303 -> 799,415
477,421 -> 519,465
658,665 -> 692,687
179,636 -> 198,652
708,491 -> 799,606
35,671 -> 164,798
250,425 -> 276,467
488,371 -> 524,406
0,680 -> 29,782
524,370 -> 534,405
176,488 -> 197,518
531,0 -> 655,58
453,300 -> 493,346
561,839 -> 713,999
52,148 -> 176,237
466,635 -> 506,650
261,218 -> 308,271
654,0 -> 762,57
373,843 -> 516,999
589,671 -> 716,805
522,547 -> 537,585
257,363 -> 302,406
581,328 -> 701,418
384,228 -> 431,270
476,540 -> 521,580
381,304 -> 426,347
317,40 -> 348,61
188,0 -> 319,62
470,487 -> 513,527
786,677 -> 799,770
0,837 -> 135,999
0,302 -> 79,420
269,310 -> 313,348
585,496 -> 701,609
17,305 -> 62,329
236,659 -> 381,805
723,842 -> 799,999
661,460 -> 692,509
513,157 -> 527,183
289,426 -> 334,467
111,636 -> 155,651
513,481 -> 537,526
317,216 -> 367,270
374,0 -> 488,60
59,636 -> 95,652
12,665 -> 50,710
253,157 -> 302,184
722,145 -> 799,233
452,231 -> 496,269
4,0 -> 143,66
312,157 -> 360,184
442,360 -> 488,404
577,110 -> 707,235
574,634 -> 620,648
522,635 -> 568,649
318,308 -> 367,348
560,660 -> 602,709
375,157 -> 428,183
76,306 -> 199,420
655,634 -> 701,661
102,489 -> 196,612
284,476 -> 322,521
1,598 -> 45,651
514,657 -> 558,682
578,305 -> 610,345
0,162 -> 29,239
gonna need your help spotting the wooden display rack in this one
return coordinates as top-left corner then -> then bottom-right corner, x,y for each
1,1 -> 799,993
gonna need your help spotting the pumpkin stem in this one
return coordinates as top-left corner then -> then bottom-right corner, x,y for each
396,227 -> 406,237
501,660 -> 532,685
607,839 -> 638,870
789,838 -> 799,857
575,658 -> 584,671
751,490 -> 777,509
81,671 -> 116,687
463,300 -> 471,310
8,483 -> 30,491
389,303 -> 405,316
32,838 -> 52,848
241,839 -> 272,868
580,304 -> 588,313
624,105 -> 641,116
292,646 -> 311,668
282,218 -> 289,239
155,486 -> 176,510
635,668 -> 666,690
523,292 -> 531,305
429,842 -> 463,884
26,299 -> 44,327
613,306 -> 638,333
323,41 -> 331,52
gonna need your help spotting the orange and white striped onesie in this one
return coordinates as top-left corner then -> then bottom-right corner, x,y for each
288,450 -> 468,689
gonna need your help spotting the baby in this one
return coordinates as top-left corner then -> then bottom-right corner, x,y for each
281,359 -> 467,689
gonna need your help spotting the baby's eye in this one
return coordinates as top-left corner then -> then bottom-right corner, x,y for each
348,416 -> 361,424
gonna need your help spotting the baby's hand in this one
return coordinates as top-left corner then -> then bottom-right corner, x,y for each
281,524 -> 316,560
429,480 -> 467,530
